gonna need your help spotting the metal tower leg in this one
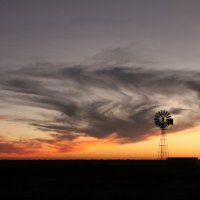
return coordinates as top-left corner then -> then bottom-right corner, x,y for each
158,129 -> 169,160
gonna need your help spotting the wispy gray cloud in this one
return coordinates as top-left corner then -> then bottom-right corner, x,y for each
1,48 -> 200,143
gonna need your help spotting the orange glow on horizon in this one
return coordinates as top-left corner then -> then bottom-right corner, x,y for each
1,121 -> 200,159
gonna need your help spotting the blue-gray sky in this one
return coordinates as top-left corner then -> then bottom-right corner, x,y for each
1,0 -> 200,70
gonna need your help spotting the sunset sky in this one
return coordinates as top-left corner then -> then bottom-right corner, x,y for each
1,0 -> 200,159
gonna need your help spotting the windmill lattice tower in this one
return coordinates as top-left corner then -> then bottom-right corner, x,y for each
154,110 -> 173,160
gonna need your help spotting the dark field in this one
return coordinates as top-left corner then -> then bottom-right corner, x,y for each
1,160 -> 200,200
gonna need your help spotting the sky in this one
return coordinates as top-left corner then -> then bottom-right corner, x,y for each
1,0 -> 200,159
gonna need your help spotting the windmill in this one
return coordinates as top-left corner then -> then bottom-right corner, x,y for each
154,110 -> 173,160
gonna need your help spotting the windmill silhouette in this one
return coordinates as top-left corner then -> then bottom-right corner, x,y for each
154,110 -> 173,160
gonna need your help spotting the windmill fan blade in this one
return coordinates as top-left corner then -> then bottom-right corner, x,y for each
164,122 -> 168,128
155,115 -> 159,119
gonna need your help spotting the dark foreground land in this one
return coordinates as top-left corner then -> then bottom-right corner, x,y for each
1,160 -> 200,200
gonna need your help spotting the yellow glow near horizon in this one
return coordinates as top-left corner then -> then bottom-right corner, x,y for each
53,127 -> 200,159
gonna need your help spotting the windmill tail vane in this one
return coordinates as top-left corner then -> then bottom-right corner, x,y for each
167,118 -> 173,125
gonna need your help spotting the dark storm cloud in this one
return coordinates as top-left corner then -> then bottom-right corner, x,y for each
1,53 -> 200,142
185,80 -> 200,95
0,76 -> 43,95
170,108 -> 187,115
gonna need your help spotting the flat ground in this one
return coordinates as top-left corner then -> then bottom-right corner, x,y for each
0,160 -> 200,200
